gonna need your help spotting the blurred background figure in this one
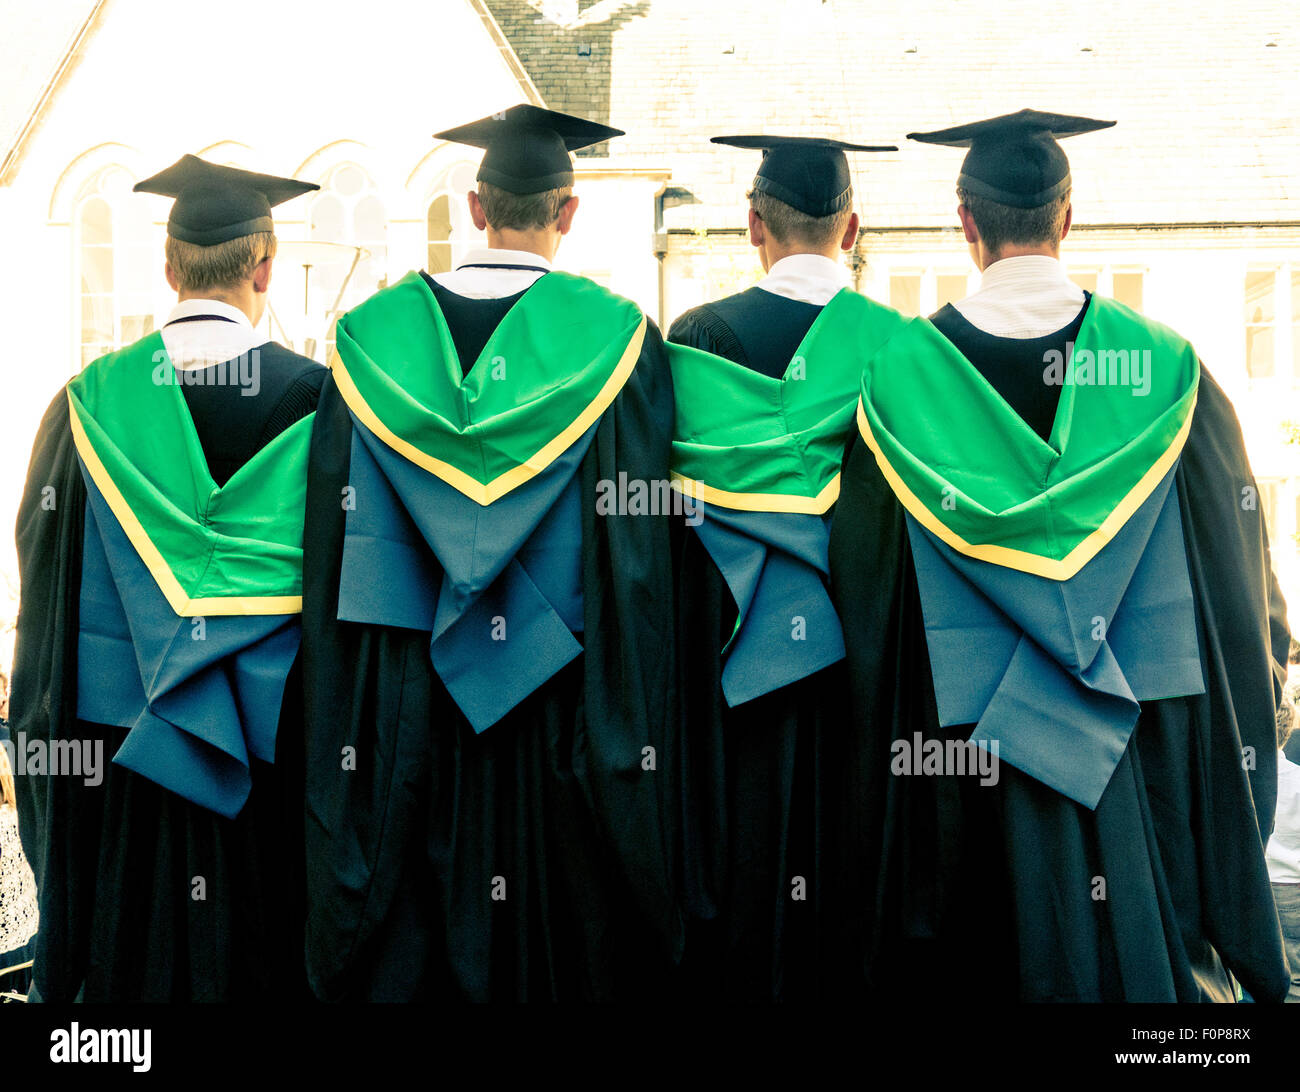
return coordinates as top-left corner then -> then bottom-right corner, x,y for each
0,715 -> 38,1002
1268,686 -> 1300,1002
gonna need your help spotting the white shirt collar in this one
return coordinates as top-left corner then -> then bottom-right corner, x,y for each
456,247 -> 553,271
164,297 -> 255,328
951,254 -> 1086,339
429,248 -> 553,301
160,298 -> 263,370
975,254 -> 1078,296
756,253 -> 850,307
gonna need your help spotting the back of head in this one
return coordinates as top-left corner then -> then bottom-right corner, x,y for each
436,104 -> 622,241
165,230 -> 277,295
955,185 -> 1072,260
748,188 -> 854,251
715,134 -> 895,257
475,180 -> 573,232
134,154 -> 317,297
909,109 -> 1115,262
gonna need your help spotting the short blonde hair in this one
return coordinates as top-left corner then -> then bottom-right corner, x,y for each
165,230 -> 277,294
476,181 -> 573,231
749,190 -> 853,249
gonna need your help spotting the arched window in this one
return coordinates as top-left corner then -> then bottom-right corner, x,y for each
75,165 -> 156,367
307,163 -> 387,304
426,161 -> 483,275
427,194 -> 453,274
307,163 -> 387,358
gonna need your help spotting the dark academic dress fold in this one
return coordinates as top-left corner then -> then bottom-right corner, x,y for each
300,269 -> 683,1001
665,286 -> 908,1000
829,294 -> 1292,1002
10,335 -> 322,1002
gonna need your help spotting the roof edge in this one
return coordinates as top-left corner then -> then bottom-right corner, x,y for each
462,0 -> 546,108
0,0 -> 109,187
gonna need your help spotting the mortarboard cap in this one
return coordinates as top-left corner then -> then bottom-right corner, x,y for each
434,104 -> 624,195
712,134 -> 897,218
907,108 -> 1115,209
133,154 -> 319,246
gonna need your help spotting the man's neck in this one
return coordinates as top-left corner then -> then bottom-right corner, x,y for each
176,290 -> 257,324
484,229 -> 556,263
979,244 -> 1059,272
762,246 -> 842,272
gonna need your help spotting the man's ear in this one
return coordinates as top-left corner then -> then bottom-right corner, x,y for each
164,263 -> 180,293
252,256 -> 272,295
1061,203 -> 1073,243
557,194 -> 579,236
957,204 -> 980,245
840,211 -> 860,252
748,206 -> 765,249
467,189 -> 488,232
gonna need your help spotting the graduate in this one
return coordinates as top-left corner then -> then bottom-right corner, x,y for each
10,156 -> 325,1001
300,104 -> 682,1001
666,134 -> 902,999
828,109 -> 1294,1001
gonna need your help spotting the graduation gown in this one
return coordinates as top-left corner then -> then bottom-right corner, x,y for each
666,287 -> 902,1000
301,269 -> 682,1001
11,338 -> 322,1002
829,296 -> 1292,1002
670,288 -> 825,379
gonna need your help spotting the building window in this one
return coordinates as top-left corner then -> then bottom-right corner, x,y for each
1112,271 -> 1144,311
1259,479 -> 1281,544
308,163 -> 387,358
1291,270 -> 1300,376
74,166 -> 156,368
935,273 -> 969,309
890,274 -> 922,316
78,195 -> 114,366
1069,269 -> 1099,294
1245,269 -> 1277,379
425,161 -> 482,275
427,194 -> 453,274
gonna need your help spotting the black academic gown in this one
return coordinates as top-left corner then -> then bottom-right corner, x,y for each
11,339 -> 323,1002
300,276 -> 682,1002
667,288 -> 856,1001
829,300 -> 1293,1002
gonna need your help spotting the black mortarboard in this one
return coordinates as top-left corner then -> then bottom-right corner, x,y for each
711,134 -> 898,218
907,108 -> 1115,209
133,155 -> 319,246
434,104 -> 624,195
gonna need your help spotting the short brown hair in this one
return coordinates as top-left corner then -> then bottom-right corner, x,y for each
476,181 -> 572,231
957,187 -> 1071,258
165,230 -> 276,294
749,189 -> 853,250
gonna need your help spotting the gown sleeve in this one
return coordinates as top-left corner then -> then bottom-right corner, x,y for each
667,305 -> 749,364
1176,365 -> 1288,839
299,373 -> 426,999
577,316 -> 685,964
9,387 -> 95,1001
